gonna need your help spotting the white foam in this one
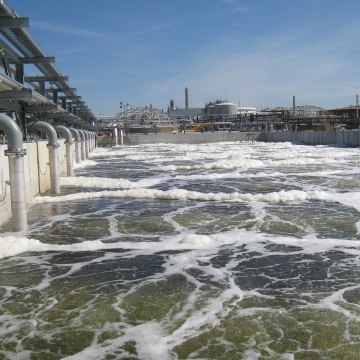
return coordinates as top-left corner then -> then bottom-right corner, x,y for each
31,188 -> 333,205
2,225 -> 360,260
0,236 -> 109,259
73,160 -> 97,169
61,176 -> 162,189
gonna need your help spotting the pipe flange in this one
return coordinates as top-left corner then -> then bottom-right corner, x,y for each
47,143 -> 60,149
5,149 -> 27,157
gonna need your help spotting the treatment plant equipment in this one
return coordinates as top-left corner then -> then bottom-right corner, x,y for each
111,106 -> 179,133
0,0 -> 97,231
0,0 -> 96,137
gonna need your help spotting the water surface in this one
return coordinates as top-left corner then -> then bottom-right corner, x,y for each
1,141 -> 360,359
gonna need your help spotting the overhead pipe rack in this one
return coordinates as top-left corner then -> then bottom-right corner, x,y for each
0,0 -> 96,135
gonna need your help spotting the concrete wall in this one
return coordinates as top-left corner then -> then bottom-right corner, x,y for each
262,130 -> 360,147
0,139 -> 68,228
123,132 -> 262,145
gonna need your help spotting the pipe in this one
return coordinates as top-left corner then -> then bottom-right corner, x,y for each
83,131 -> 90,158
77,130 -> 86,160
88,131 -> 93,151
113,127 -> 118,147
120,129 -> 124,146
0,113 -> 27,231
92,132 -> 96,150
89,131 -> 93,152
28,121 -> 60,194
69,128 -> 81,163
55,125 -> 74,177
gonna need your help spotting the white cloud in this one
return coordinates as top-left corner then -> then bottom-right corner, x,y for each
145,21 -> 360,110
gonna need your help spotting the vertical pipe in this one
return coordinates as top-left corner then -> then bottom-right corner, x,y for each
78,130 -> 86,160
48,144 -> 60,194
56,125 -> 74,177
6,152 -> 27,231
69,128 -> 81,163
87,131 -> 91,154
91,132 -> 95,151
120,129 -> 124,146
113,127 -> 118,147
67,142 -> 74,176
28,121 -> 60,194
0,114 -> 27,231
84,131 -> 90,158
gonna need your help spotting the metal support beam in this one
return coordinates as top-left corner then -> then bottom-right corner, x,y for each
15,63 -> 24,84
0,39 -> 20,63
25,104 -> 57,112
46,88 -> 77,93
58,95 -> 81,100
16,109 -> 26,140
38,81 -> 45,96
0,17 -> 29,28
52,89 -> 58,105
20,56 -> 55,64
0,50 -> 11,76
0,100 -> 22,112
24,75 -> 69,82
0,89 -> 32,100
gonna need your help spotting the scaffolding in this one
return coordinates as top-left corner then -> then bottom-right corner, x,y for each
113,107 -> 178,128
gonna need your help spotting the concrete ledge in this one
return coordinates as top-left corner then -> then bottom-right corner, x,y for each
123,132 -> 261,145
263,130 -> 360,147
0,139 -> 68,228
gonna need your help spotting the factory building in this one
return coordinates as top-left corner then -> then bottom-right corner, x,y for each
167,88 -> 257,122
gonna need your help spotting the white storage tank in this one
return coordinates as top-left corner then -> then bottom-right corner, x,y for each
213,102 -> 238,116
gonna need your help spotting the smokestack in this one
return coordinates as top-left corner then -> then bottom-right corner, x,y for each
356,94 -> 359,119
292,96 -> 296,113
170,99 -> 175,110
185,87 -> 189,109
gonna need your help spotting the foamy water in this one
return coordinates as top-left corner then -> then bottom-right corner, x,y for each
0,141 -> 360,359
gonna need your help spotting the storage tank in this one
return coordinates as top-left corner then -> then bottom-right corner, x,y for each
213,102 -> 238,116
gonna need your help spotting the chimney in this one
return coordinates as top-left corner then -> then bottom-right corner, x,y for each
185,87 -> 189,109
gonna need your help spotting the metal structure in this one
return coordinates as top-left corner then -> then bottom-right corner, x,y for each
112,106 -> 178,129
290,105 -> 336,119
0,0 -> 95,136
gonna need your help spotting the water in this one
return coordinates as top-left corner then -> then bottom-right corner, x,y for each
1,141 -> 360,359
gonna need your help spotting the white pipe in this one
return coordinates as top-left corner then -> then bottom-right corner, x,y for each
90,132 -> 94,151
0,74 -> 24,91
84,131 -> 90,158
56,125 -> 74,176
28,121 -> 60,194
120,129 -> 124,146
69,128 -> 81,163
113,127 -> 118,147
93,132 -> 96,149
77,130 -> 86,160
0,114 -> 27,231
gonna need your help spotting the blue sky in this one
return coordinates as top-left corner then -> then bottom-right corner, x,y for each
7,0 -> 360,116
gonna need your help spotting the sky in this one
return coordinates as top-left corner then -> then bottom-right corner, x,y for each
6,0 -> 360,116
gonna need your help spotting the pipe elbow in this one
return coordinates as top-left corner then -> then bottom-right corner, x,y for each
55,125 -> 73,145
28,121 -> 59,147
0,113 -> 24,151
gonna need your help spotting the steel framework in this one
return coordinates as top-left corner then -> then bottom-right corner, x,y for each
290,105 -> 336,119
0,0 -> 95,132
113,107 -> 178,128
